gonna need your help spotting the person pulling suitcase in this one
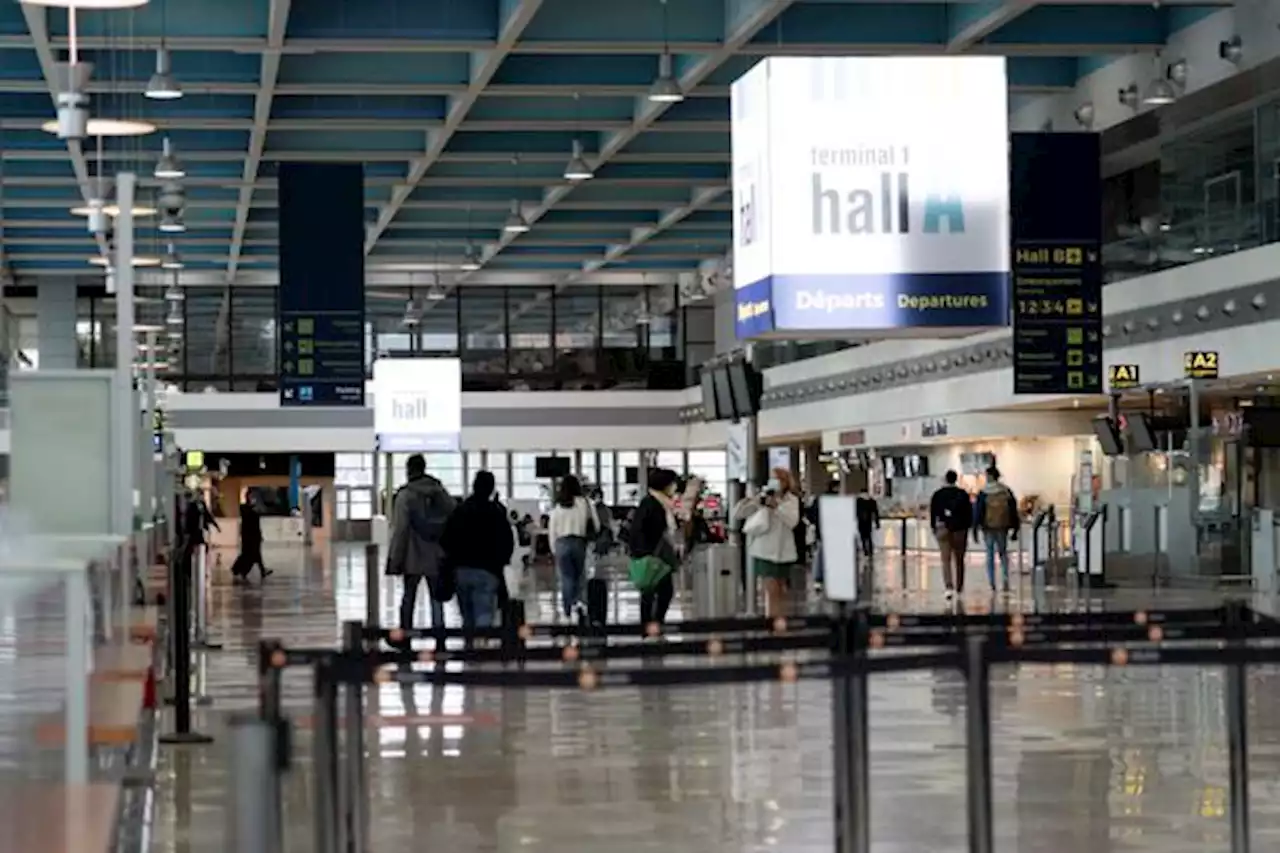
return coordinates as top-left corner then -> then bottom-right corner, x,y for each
231,496 -> 272,586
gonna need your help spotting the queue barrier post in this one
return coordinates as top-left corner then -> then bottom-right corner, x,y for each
311,660 -> 341,853
831,606 -> 871,853
1225,600 -> 1252,853
342,621 -> 370,853
257,641 -> 287,853
226,713 -> 279,853
159,541 -> 213,746
964,635 -> 994,853
364,543 -> 380,630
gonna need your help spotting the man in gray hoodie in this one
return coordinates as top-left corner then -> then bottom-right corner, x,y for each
387,454 -> 457,639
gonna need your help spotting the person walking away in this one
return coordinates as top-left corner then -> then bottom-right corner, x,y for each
589,488 -> 616,568
736,468 -> 801,617
231,495 -> 272,585
929,470 -> 973,599
440,470 -> 514,637
628,468 -> 681,627
973,466 -> 1018,595
387,454 -> 457,642
855,488 -> 881,559
548,474 -> 596,619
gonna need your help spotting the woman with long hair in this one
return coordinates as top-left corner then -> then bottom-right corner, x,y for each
734,467 -> 801,617
628,468 -> 681,626
547,474 -> 595,618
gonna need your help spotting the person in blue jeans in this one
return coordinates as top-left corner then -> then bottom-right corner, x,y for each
440,470 -> 515,638
548,474 -> 594,618
972,466 -> 1018,594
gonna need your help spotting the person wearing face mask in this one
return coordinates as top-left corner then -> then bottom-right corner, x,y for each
736,467 -> 801,617
628,468 -> 681,626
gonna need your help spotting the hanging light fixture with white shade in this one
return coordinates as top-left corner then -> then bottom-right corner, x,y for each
145,48 -> 182,100
503,199 -> 530,234
460,241 -> 483,271
20,0 -> 150,8
563,138 -> 593,182
647,1 -> 684,104
90,254 -> 161,268
154,137 -> 185,179
161,243 -> 183,270
1141,53 -> 1178,106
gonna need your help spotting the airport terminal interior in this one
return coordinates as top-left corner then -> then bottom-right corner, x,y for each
10,0 -> 1280,851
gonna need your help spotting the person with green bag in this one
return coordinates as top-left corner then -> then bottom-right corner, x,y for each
627,468 -> 681,625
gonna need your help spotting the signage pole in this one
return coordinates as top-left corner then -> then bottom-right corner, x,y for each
1188,377 -> 1202,576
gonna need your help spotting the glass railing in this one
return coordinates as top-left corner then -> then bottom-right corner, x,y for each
1102,201 -> 1278,283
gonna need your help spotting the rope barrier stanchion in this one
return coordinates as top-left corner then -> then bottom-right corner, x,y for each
364,544 -> 380,632
159,542 -> 214,746
226,712 -> 278,853
311,659 -> 342,853
341,621 -> 370,853
964,634 -> 994,853
1226,600 -> 1252,853
831,605 -> 871,853
257,640 -> 287,853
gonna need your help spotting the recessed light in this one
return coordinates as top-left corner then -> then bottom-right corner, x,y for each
71,204 -> 158,218
89,255 -> 161,268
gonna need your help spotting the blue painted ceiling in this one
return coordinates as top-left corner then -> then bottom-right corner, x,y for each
0,0 -> 1226,287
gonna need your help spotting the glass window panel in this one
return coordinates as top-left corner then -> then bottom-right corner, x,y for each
423,452 -> 464,497
337,494 -> 350,520
230,287 -> 276,377
488,451 -> 510,501
599,451 -> 616,505
459,287 -> 506,390
418,292 -> 459,354
335,452 -> 373,487
554,287 -> 598,389
349,492 -> 373,521
511,450 -> 548,502
184,289 -> 225,377
688,450 -> 728,497
508,287 -> 553,389
601,287 -> 646,388
656,451 -> 684,474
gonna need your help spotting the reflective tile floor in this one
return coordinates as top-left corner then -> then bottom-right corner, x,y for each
145,543 -> 1280,853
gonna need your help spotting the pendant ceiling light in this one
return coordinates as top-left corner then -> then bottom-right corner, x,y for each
42,117 -> 155,136
164,280 -> 185,301
647,2 -> 684,104
502,200 -> 530,234
89,254 -> 161,268
159,211 -> 186,233
161,244 -> 183,270
21,0 -> 149,7
1142,77 -> 1177,106
460,242 -> 482,271
563,139 -> 593,181
154,137 -> 185,179
71,202 -> 158,217
145,49 -> 182,100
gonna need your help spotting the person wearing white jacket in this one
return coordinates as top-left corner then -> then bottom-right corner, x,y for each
734,468 -> 800,617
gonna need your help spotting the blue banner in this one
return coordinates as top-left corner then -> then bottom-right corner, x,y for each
735,271 -> 1009,338
278,163 -> 366,407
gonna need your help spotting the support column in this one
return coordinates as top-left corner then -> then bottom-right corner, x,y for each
36,279 -> 77,369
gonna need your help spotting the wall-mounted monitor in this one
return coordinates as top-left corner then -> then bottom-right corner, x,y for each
711,365 -> 735,421
726,360 -> 763,418
1091,415 -> 1124,456
699,369 -> 722,421
1122,412 -> 1156,454
535,456 -> 572,478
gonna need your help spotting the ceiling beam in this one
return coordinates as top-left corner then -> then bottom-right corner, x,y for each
363,0 -> 545,254
458,0 -> 796,284
224,0 -> 293,284
946,1 -> 1038,52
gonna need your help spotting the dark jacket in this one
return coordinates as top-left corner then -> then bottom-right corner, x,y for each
386,474 -> 456,578
973,482 -> 1019,533
440,494 -> 515,578
239,502 -> 262,548
929,485 -> 973,533
628,494 -> 677,566
855,496 -> 880,532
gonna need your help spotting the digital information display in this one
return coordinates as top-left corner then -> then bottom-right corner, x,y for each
277,162 -> 366,407
1011,134 -> 1103,395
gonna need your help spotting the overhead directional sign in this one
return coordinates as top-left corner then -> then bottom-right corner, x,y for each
1108,364 -> 1141,390
1184,350 -> 1220,380
1010,134 -> 1103,395
277,163 -> 366,407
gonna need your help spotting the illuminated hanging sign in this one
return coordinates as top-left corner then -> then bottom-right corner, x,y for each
731,56 -> 1011,339
1184,351 -> 1219,379
1108,364 -> 1141,390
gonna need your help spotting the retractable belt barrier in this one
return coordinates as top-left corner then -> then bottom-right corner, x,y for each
240,601 -> 1271,853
